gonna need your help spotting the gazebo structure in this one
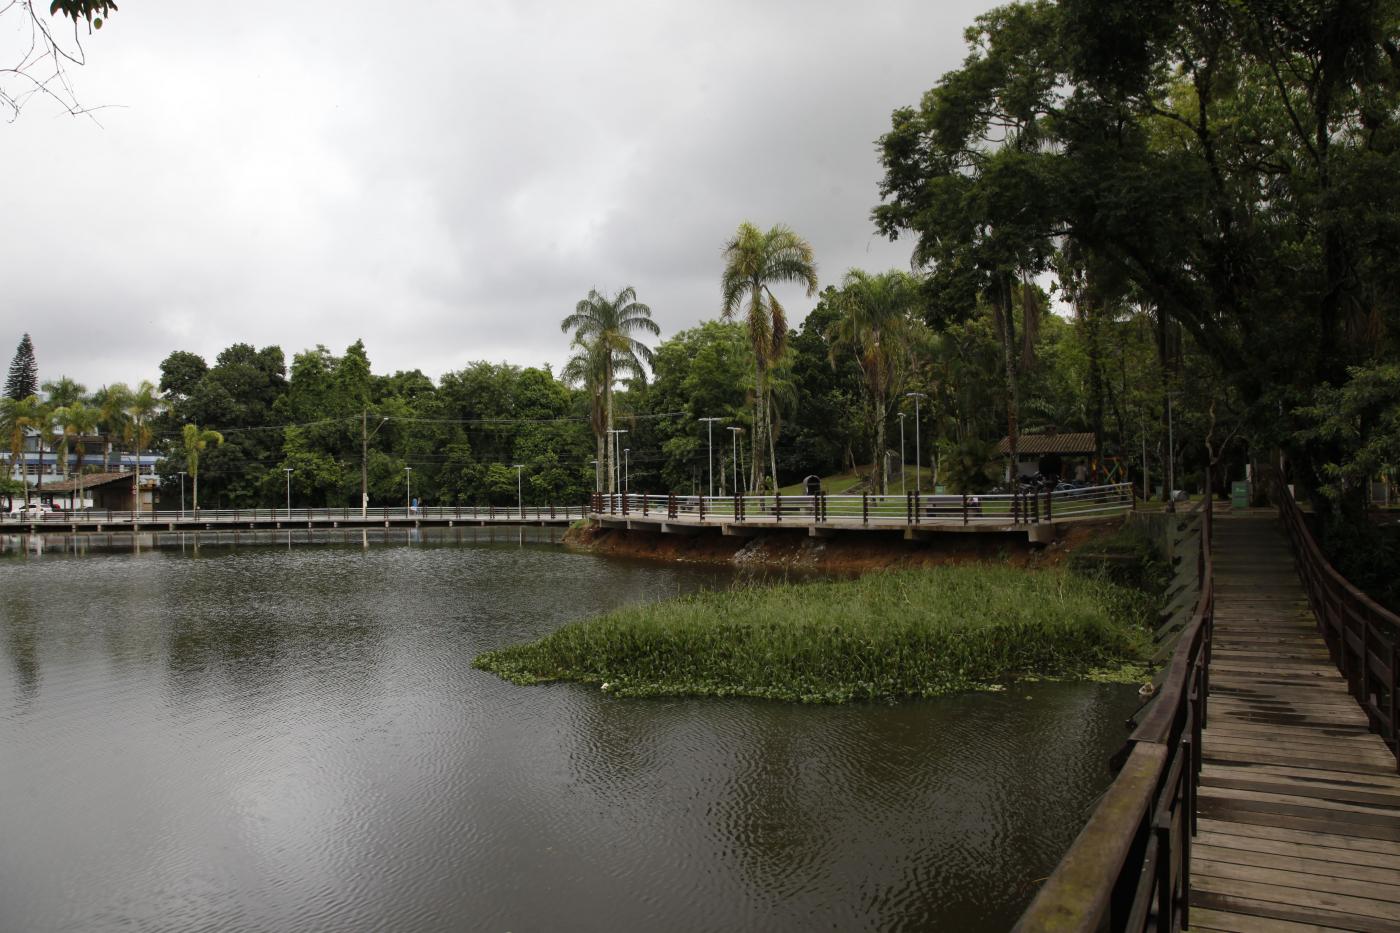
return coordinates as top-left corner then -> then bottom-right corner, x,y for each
994,431 -> 1098,483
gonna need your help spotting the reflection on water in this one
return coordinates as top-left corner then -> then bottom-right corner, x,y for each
0,534 -> 1137,932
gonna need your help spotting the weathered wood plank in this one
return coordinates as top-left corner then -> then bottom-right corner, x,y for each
1195,842 -> 1400,884
1190,906 -> 1355,932
1193,874 -> 1400,923
1191,889 -> 1400,933
1197,817 -> 1400,856
1193,857 -> 1400,907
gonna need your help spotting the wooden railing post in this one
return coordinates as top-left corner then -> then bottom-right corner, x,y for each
774,490 -> 782,521
913,489 -> 921,525
862,492 -> 869,525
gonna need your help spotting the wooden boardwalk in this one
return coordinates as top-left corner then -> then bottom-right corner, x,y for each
1191,514 -> 1400,932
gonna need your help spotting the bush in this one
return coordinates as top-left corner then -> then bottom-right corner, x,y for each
1067,523 -> 1170,595
474,566 -> 1153,703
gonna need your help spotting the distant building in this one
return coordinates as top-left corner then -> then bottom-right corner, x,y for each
994,431 -> 1097,481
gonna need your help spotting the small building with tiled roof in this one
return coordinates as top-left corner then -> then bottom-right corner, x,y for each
29,471 -> 156,512
994,431 -> 1098,481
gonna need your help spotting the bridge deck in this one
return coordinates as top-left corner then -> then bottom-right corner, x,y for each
1192,514 -> 1400,933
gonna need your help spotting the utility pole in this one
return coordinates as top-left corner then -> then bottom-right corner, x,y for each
405,466 -> 413,513
590,459 -> 600,493
905,392 -> 927,493
284,467 -> 293,518
513,463 -> 524,519
699,417 -> 723,497
622,449 -> 629,497
178,470 -> 186,516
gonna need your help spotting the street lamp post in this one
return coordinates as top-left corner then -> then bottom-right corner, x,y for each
405,466 -> 413,514
284,467 -> 293,518
362,412 -> 390,519
905,392 -> 927,493
897,412 -> 906,495
699,417 -> 723,498
606,429 -> 627,496
178,470 -> 187,516
512,463 -> 525,519
727,426 -> 743,496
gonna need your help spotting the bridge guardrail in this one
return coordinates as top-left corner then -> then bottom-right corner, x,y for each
589,483 -> 1134,526
1012,485 -> 1213,931
1272,470 -> 1399,770
2,505 -> 584,525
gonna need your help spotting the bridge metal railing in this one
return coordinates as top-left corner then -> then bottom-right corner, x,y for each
1013,485 -> 1214,932
589,482 -> 1134,526
2,504 -> 585,525
1273,471 -> 1399,770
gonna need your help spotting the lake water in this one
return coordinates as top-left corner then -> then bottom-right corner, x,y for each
0,531 -> 1139,932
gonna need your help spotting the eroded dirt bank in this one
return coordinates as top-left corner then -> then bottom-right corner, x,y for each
565,520 -> 1120,573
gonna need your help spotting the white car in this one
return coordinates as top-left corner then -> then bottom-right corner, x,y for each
15,503 -> 53,519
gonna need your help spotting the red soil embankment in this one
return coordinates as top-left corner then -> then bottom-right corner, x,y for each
565,520 -> 1119,573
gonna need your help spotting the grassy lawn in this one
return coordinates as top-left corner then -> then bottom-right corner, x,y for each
776,465 -> 932,496
474,566 -> 1153,703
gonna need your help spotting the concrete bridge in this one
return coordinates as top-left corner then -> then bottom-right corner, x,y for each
590,483 -> 1135,544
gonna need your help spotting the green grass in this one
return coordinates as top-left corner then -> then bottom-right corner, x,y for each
776,465 -> 933,495
474,566 -> 1154,703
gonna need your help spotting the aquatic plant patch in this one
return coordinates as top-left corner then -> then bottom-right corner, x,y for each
474,566 -> 1153,703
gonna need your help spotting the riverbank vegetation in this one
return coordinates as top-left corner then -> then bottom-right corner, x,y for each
474,566 -> 1153,703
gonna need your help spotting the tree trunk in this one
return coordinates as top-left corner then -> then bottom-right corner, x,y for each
997,272 -> 1020,484
874,389 -> 887,494
751,360 -> 766,493
605,358 -> 615,494
193,472 -> 199,513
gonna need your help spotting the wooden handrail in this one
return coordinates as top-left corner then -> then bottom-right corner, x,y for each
1014,484 -> 1214,931
1271,470 -> 1399,769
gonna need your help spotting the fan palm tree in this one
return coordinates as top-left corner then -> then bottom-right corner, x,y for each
92,383 -> 132,471
560,287 -> 659,493
126,381 -> 160,514
182,423 -> 224,512
829,269 -> 919,494
0,394 -> 43,506
721,222 -> 818,491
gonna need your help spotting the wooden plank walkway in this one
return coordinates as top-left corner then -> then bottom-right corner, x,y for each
1191,514 -> 1400,933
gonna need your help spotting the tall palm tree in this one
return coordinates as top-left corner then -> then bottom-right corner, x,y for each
561,342 -> 608,492
0,395 -> 42,506
560,287 -> 659,493
721,222 -> 818,491
126,380 -> 160,514
54,401 -> 100,508
181,423 -> 224,512
829,269 -> 919,494
92,383 -> 132,471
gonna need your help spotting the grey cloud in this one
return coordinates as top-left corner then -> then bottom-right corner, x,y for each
2,0 -> 992,389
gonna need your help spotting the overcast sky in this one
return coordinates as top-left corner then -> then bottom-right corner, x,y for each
2,0 -> 997,391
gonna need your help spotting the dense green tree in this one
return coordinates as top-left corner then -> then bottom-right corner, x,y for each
876,0 -> 1400,519
829,269 -> 921,493
5,334 -> 38,401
